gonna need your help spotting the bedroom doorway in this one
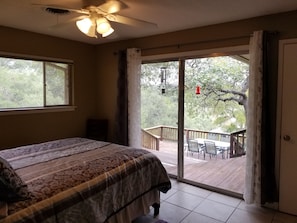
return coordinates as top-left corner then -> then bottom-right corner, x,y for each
141,46 -> 249,196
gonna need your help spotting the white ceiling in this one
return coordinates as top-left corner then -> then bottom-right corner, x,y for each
1,0 -> 297,45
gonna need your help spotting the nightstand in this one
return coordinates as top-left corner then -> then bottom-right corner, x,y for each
86,119 -> 108,141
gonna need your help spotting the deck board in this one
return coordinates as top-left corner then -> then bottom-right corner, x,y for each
145,140 -> 245,196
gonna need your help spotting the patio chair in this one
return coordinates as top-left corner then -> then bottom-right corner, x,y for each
204,140 -> 221,159
187,140 -> 203,158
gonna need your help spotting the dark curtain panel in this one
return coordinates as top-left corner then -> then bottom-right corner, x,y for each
261,31 -> 279,204
114,50 -> 129,146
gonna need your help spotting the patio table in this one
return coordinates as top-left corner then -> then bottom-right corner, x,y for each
195,138 -> 230,158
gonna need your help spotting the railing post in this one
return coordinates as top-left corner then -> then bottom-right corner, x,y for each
184,129 -> 187,141
156,138 -> 160,151
229,129 -> 246,158
230,135 -> 234,157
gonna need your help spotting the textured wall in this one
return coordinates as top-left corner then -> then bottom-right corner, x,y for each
0,27 -> 98,149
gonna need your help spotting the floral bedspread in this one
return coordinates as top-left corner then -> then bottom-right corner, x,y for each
0,138 -> 171,223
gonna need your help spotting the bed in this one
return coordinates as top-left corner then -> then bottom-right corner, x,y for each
0,137 -> 171,223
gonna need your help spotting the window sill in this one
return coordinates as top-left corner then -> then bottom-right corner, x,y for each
0,106 -> 77,116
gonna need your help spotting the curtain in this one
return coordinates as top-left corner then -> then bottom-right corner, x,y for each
115,50 -> 128,146
244,30 -> 263,204
260,31 -> 278,204
127,48 -> 142,148
115,48 -> 142,148
244,30 -> 278,205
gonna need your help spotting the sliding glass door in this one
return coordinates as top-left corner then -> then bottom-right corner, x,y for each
141,47 -> 249,196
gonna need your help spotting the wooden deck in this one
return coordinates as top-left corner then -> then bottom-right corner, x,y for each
146,140 -> 246,197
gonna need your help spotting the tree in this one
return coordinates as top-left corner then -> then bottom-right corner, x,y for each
184,56 -> 249,132
141,55 -> 249,133
0,58 -> 43,108
141,61 -> 179,128
0,58 -> 69,109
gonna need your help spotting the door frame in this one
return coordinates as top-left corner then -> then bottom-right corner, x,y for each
141,45 -> 249,183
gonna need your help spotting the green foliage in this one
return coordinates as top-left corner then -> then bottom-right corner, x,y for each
0,59 -> 43,108
141,88 -> 178,128
45,63 -> 68,105
0,58 -> 69,109
184,57 -> 248,132
141,61 -> 179,128
141,56 -> 249,133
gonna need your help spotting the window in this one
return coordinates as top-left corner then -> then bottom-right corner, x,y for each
0,56 -> 73,112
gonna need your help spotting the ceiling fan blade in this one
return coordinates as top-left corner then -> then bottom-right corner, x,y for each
106,14 -> 158,28
97,0 -> 128,14
49,15 -> 87,30
32,3 -> 89,15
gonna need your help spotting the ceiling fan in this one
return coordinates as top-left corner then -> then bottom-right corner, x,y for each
34,0 -> 157,38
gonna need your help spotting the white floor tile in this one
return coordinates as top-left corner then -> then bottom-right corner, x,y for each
194,199 -> 235,222
207,192 -> 241,207
178,183 -> 212,198
166,191 -> 204,211
181,212 -> 224,223
134,180 -> 297,223
161,187 -> 178,201
157,201 -> 191,223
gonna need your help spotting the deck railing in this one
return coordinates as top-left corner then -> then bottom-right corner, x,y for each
229,129 -> 247,158
144,125 -> 231,142
144,125 -> 177,141
142,125 -> 246,157
141,129 -> 160,150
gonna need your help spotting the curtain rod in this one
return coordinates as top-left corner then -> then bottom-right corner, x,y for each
141,35 -> 251,52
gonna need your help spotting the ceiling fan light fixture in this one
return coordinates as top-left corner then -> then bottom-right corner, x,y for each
96,18 -> 112,34
35,0 -> 158,40
76,18 -> 92,34
102,27 -> 114,37
76,17 -> 97,38
86,24 -> 97,38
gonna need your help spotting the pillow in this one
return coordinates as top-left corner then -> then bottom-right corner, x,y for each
0,156 -> 30,202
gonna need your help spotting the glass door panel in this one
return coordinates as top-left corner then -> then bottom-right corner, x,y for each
183,55 -> 248,195
141,61 -> 179,177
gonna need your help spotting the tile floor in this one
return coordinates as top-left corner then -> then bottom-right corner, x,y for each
133,179 -> 297,223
